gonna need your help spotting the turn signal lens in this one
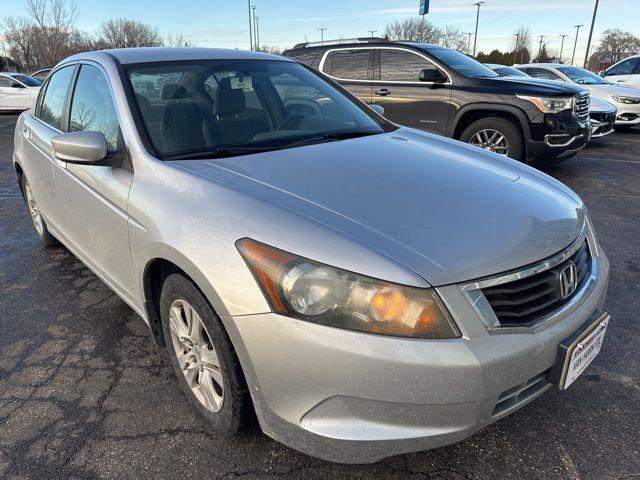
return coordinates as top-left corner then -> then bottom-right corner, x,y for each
237,238 -> 460,339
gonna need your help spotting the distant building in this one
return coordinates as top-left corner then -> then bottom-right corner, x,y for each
0,56 -> 21,72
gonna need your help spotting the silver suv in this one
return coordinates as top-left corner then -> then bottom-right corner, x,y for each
13,48 -> 610,463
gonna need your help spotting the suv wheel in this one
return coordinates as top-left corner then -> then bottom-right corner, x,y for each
160,273 -> 253,436
460,117 -> 524,162
21,176 -> 59,247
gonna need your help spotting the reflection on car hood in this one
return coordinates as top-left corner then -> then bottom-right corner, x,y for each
586,83 -> 640,98
175,129 -> 585,285
590,95 -> 617,113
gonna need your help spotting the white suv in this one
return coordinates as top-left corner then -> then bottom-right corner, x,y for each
602,55 -> 640,87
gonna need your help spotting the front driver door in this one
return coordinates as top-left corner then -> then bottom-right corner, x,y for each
54,62 -> 137,303
604,57 -> 640,85
371,48 -> 453,136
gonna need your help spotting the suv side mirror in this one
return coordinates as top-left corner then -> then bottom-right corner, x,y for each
368,104 -> 385,116
419,68 -> 447,83
52,131 -> 108,165
11,82 -> 26,88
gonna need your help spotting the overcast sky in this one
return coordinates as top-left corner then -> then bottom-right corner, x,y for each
3,0 -> 637,61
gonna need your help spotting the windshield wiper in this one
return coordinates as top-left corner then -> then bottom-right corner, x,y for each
282,130 -> 380,149
165,146 -> 276,160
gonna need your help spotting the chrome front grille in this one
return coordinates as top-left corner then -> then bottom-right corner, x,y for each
574,92 -> 590,123
480,240 -> 592,327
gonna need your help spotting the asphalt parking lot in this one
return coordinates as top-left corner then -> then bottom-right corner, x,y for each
1,112 -> 639,480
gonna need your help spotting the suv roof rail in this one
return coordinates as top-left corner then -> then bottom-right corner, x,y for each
292,37 -> 390,49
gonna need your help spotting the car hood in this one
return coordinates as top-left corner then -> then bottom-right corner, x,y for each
586,83 -> 640,98
590,95 -> 616,113
485,76 -> 586,95
174,129 -> 585,286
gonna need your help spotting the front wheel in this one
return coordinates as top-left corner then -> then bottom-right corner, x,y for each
21,175 -> 59,247
160,273 -> 253,436
459,117 -> 525,162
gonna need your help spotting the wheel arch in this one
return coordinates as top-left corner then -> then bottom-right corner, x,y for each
13,161 -> 25,198
449,104 -> 531,145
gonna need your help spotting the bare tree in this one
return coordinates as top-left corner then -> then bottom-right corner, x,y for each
166,33 -> 195,48
98,18 -> 162,49
592,29 -> 640,67
439,26 -> 466,50
384,17 -> 440,43
256,45 -> 282,55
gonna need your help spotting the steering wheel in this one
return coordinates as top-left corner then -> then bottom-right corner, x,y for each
276,114 -> 305,131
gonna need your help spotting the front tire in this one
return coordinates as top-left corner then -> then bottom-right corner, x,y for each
460,117 -> 525,162
160,273 -> 253,436
21,175 -> 59,247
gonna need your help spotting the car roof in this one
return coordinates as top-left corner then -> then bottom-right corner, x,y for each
64,47 -> 291,65
485,63 -> 507,68
515,63 -> 568,69
286,40 -> 442,52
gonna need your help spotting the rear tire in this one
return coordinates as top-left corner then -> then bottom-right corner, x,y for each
160,273 -> 254,436
460,117 -> 525,162
20,175 -> 59,247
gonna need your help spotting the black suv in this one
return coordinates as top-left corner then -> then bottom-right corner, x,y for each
283,39 -> 591,164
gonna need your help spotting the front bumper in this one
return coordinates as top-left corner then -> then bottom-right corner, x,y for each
230,248 -> 610,463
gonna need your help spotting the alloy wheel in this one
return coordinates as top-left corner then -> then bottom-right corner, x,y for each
470,129 -> 510,156
25,181 -> 44,235
168,299 -> 224,412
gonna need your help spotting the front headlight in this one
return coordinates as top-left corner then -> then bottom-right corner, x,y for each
516,95 -> 574,113
237,238 -> 460,339
612,95 -> 640,105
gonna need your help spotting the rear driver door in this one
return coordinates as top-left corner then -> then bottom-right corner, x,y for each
319,48 -> 374,104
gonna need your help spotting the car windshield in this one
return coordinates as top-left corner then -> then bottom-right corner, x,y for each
125,59 -> 390,160
426,47 -> 499,78
494,66 -> 529,78
9,73 -> 41,87
556,66 -> 609,85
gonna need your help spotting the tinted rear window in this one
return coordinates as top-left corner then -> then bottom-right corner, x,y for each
323,49 -> 372,80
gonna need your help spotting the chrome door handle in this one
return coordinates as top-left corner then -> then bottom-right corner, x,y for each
22,128 -> 30,140
375,88 -> 391,96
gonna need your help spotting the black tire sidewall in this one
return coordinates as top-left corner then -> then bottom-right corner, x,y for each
20,175 -> 58,247
160,273 -> 245,436
460,117 -> 525,162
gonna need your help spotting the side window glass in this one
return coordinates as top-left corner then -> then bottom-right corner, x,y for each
379,49 -> 427,82
324,49 -> 372,81
608,59 -> 638,76
0,77 -> 12,87
69,64 -> 120,152
526,68 -> 562,81
38,65 -> 75,130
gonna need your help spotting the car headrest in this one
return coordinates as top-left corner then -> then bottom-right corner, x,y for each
160,83 -> 188,101
213,77 -> 246,117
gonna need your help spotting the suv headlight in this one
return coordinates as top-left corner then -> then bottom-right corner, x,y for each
612,95 -> 640,105
237,238 -> 460,339
516,95 -> 574,113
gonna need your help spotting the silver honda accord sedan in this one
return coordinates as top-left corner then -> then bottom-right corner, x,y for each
12,48 -> 610,463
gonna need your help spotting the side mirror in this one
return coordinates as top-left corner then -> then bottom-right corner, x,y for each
11,82 -> 26,88
368,104 -> 385,116
419,68 -> 447,83
52,131 -> 108,164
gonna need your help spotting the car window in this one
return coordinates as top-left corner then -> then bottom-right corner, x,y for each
125,59 -> 390,159
130,72 -> 182,100
10,74 -> 41,87
379,49 -> 428,82
494,66 -> 529,77
607,58 -> 639,76
322,49 -> 372,81
287,50 -> 321,69
38,65 -> 75,130
556,66 -> 608,85
0,76 -> 13,88
69,64 -> 120,152
425,47 -> 498,78
524,68 -> 564,81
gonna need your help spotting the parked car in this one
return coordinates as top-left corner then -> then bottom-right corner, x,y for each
30,68 -> 52,82
485,63 -> 530,78
283,38 -> 591,164
488,64 -> 617,138
0,72 -> 41,111
516,64 -> 640,131
601,55 -> 640,87
13,48 -> 610,464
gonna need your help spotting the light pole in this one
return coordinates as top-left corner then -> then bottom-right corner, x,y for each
513,33 -> 521,64
251,5 -> 257,51
318,27 -> 327,45
472,2 -> 484,57
537,35 -> 544,61
559,34 -> 568,63
466,32 -> 473,55
584,0 -> 600,68
571,24 -> 583,65
247,0 -> 253,50
368,30 -> 377,37
256,17 -> 260,51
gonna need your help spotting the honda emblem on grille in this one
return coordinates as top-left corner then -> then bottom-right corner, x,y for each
559,262 -> 578,299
